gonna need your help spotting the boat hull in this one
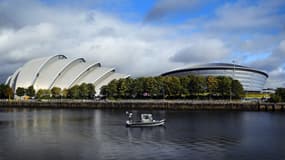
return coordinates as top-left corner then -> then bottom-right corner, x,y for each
126,120 -> 165,127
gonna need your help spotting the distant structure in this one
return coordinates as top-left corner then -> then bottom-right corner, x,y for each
161,63 -> 268,92
6,55 -> 129,94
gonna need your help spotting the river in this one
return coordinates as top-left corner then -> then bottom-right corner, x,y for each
0,108 -> 284,160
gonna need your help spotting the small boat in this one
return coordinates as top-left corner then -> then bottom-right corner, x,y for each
126,112 -> 165,127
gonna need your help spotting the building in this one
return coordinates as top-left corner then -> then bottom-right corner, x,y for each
6,55 -> 129,95
161,63 -> 268,92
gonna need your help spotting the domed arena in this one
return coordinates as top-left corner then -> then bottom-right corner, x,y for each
6,55 -> 129,95
161,63 -> 268,92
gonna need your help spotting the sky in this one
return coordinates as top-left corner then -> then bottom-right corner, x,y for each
0,0 -> 285,88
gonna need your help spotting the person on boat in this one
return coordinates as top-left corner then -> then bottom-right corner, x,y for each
127,112 -> 133,121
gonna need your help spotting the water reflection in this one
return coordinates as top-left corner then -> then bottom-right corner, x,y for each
0,108 -> 284,160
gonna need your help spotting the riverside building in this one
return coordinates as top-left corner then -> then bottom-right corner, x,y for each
161,63 -> 268,92
6,55 -> 129,95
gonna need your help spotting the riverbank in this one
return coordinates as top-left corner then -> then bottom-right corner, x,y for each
0,99 -> 284,111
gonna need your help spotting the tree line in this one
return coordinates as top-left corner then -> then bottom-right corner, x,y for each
14,83 -> 95,99
0,75 -> 244,100
100,75 -> 244,100
269,88 -> 285,102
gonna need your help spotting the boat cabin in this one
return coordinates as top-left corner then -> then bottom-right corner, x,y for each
141,114 -> 153,122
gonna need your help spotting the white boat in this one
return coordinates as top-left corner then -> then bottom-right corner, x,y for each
126,112 -> 165,127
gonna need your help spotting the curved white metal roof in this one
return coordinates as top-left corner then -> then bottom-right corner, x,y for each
95,72 -> 130,95
70,67 -> 115,87
48,58 -> 87,89
66,62 -> 101,88
5,76 -> 11,85
6,55 -> 129,94
52,62 -> 100,89
9,67 -> 22,88
15,57 -> 47,89
15,55 -> 67,89
33,56 -> 68,90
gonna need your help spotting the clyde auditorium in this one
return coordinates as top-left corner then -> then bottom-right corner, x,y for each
6,55 -> 129,95
161,63 -> 268,92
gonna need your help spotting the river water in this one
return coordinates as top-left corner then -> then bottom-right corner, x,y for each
0,108 -> 284,160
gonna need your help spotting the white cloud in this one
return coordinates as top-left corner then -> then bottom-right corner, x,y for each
0,0 -> 232,78
204,1 -> 285,32
249,40 -> 285,88
170,38 -> 230,64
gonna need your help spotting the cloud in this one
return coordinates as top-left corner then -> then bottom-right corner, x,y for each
265,68 -> 285,88
144,0 -> 207,22
249,40 -> 285,88
170,38 -> 229,63
0,0 -> 202,78
0,0 -> 284,89
204,1 -> 285,33
250,40 -> 285,71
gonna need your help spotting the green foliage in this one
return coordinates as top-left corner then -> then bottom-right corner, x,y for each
217,76 -> 231,98
232,80 -> 244,99
68,85 -> 80,99
86,83 -> 95,99
26,85 -> 35,97
0,84 -> 14,99
269,94 -> 282,102
103,80 -> 119,98
206,76 -> 218,97
62,88 -> 69,98
4,87 -> 14,99
160,76 -> 183,98
79,83 -> 89,99
270,88 -> 285,102
100,75 -> 244,100
51,87 -> 61,98
36,89 -> 51,99
16,87 -> 25,97
117,79 -> 128,98
78,83 -> 95,99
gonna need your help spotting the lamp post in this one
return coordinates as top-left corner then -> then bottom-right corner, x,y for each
230,60 -> 236,102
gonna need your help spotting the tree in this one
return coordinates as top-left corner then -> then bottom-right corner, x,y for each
36,89 -> 51,99
26,85 -> 35,98
206,76 -> 218,98
68,85 -> 80,99
179,76 -> 190,96
132,78 -> 144,98
269,94 -> 282,103
4,87 -> 14,99
0,84 -> 13,99
105,80 -> 119,98
16,87 -> 25,97
217,76 -> 231,98
51,87 -> 62,98
124,78 -> 135,98
117,79 -> 128,98
100,86 -> 108,97
86,83 -> 95,99
62,88 -> 69,98
0,84 -> 6,98
187,75 -> 206,97
79,83 -> 89,99
143,77 -> 160,98
231,80 -> 244,99
272,88 -> 285,102
160,76 -> 183,98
